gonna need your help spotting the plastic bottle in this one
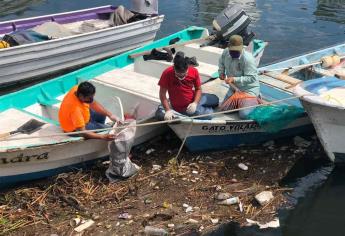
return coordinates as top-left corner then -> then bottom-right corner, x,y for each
238,163 -> 248,171
144,226 -> 168,236
218,197 -> 240,205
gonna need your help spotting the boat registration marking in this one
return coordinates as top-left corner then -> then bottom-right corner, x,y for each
201,123 -> 260,133
1,152 -> 49,165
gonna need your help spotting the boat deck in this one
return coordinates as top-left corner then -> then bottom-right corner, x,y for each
94,68 -> 161,100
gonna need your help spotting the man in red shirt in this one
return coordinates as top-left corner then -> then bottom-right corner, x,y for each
156,52 -> 219,120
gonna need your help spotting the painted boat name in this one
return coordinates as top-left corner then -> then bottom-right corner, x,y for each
1,152 -> 49,165
202,123 -> 259,133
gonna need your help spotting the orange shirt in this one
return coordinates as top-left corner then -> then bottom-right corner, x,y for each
59,86 -> 90,132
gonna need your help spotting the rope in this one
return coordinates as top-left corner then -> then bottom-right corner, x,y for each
0,94 -> 310,142
175,121 -> 193,163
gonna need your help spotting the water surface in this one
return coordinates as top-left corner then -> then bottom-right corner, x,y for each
1,1 -> 345,235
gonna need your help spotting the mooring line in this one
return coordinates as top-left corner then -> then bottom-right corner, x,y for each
0,94 -> 310,142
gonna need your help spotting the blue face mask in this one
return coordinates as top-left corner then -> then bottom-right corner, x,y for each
229,50 -> 241,59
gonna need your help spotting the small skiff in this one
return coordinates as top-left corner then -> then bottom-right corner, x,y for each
0,5 -> 164,87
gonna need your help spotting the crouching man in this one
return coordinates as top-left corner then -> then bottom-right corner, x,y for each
59,81 -> 121,140
156,52 -> 219,121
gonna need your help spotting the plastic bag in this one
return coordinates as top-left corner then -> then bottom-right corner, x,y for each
106,120 -> 140,182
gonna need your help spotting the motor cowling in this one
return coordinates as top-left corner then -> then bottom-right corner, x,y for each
209,4 -> 255,47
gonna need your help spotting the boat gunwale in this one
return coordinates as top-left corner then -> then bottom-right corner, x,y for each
0,26 -> 163,68
295,78 -> 345,110
0,5 -> 115,25
0,15 -> 165,53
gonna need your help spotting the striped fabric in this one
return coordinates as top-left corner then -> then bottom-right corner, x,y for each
220,91 -> 261,111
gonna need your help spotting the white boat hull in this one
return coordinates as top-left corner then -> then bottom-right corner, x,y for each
0,16 -> 164,86
301,100 -> 345,163
0,124 -> 163,187
293,75 -> 345,163
169,116 -> 312,152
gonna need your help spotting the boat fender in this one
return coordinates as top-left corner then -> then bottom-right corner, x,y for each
332,55 -> 341,66
321,56 -> 334,68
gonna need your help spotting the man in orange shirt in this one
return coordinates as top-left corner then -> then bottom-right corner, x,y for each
59,82 -> 121,141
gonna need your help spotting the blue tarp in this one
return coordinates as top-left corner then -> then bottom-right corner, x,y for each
4,30 -> 50,46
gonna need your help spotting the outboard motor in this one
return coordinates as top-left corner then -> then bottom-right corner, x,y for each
207,4 -> 255,47
131,0 -> 158,15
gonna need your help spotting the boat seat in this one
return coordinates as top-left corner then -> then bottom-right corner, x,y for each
27,94 -> 65,122
178,43 -> 223,65
92,69 -> 161,120
93,68 -> 161,100
133,57 -> 219,83
0,108 -> 79,151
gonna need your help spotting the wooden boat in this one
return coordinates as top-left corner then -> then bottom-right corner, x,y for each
0,5 -> 164,87
0,26 -> 266,188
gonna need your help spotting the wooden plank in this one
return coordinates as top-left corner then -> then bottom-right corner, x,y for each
262,72 -> 301,85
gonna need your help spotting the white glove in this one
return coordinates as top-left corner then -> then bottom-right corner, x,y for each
164,110 -> 175,121
186,102 -> 197,115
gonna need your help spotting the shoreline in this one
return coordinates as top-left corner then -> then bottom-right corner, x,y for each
0,132 -> 320,235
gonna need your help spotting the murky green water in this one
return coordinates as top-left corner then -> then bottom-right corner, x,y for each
1,0 -> 345,235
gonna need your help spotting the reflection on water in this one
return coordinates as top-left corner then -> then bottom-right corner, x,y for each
315,0 -> 345,24
282,165 -> 345,236
254,0 -> 345,64
228,0 -> 261,23
0,0 -> 43,18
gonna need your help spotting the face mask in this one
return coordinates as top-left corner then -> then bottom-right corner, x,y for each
176,75 -> 186,81
229,50 -> 241,59
83,96 -> 94,104
175,69 -> 187,81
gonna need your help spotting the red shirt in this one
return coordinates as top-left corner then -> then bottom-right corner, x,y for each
158,66 -> 201,112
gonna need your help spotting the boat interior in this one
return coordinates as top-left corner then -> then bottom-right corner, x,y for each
259,45 -> 345,92
0,5 -> 153,45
